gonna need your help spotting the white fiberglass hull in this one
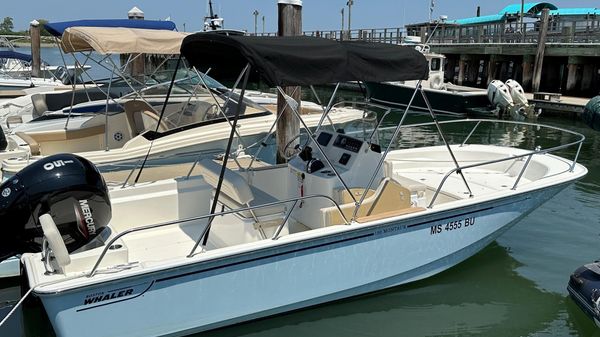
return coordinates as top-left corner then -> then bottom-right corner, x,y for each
1,110 -> 365,178
33,183 -> 565,337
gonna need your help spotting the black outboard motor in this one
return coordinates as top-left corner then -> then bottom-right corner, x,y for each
0,124 -> 7,151
0,153 -> 111,262
568,261 -> 600,327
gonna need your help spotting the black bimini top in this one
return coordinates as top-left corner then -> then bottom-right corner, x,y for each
180,34 -> 428,87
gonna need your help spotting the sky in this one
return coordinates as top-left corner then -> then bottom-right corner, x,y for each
3,0 -> 599,33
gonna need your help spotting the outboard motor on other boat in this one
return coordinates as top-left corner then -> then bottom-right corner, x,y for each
0,153 -> 111,262
487,80 -> 514,117
505,79 -> 539,120
488,79 -> 539,120
568,261 -> 600,327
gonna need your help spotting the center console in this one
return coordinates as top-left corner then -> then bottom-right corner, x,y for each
287,130 -> 384,228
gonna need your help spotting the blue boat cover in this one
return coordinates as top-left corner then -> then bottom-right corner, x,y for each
0,51 -> 33,62
44,19 -> 176,37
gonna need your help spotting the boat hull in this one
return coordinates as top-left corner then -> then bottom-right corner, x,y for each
568,262 -> 600,327
35,183 -> 567,337
365,82 -> 491,116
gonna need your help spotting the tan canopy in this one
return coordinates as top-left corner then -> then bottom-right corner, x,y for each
60,27 -> 189,54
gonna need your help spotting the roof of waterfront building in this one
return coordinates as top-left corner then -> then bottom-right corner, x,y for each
447,2 -> 597,25
549,8 -> 600,16
498,2 -> 557,15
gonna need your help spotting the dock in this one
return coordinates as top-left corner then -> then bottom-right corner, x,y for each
526,92 -> 589,117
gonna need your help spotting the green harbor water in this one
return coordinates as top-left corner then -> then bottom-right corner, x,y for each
0,64 -> 599,336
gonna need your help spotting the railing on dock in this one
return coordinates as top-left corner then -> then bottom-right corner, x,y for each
256,27 -> 406,44
255,20 -> 600,45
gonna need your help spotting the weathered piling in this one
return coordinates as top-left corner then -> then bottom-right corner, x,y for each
128,7 -> 145,79
532,8 -> 549,93
276,0 -> 302,164
29,20 -> 41,78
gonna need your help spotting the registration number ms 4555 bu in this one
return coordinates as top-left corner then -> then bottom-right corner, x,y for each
430,217 -> 476,235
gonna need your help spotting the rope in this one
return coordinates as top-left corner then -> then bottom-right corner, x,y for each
0,286 -> 34,328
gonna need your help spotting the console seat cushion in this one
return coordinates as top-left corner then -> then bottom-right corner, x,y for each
321,177 -> 415,227
197,159 -> 285,219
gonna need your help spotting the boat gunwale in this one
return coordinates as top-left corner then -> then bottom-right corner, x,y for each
27,174 -> 584,296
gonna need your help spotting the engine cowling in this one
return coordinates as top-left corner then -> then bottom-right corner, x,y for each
505,79 -> 528,106
487,80 -> 514,110
0,153 -> 111,262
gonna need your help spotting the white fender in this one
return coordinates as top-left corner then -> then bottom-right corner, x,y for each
39,214 -> 71,267
505,79 -> 528,106
487,80 -> 514,110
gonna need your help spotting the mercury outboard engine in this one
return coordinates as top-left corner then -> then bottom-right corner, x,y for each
0,124 -> 7,151
0,153 -> 111,262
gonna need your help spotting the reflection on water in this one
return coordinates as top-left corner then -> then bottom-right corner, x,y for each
1,95 -> 599,337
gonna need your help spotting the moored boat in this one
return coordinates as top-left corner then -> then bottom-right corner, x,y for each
364,50 -> 491,116
568,261 -> 600,327
0,34 -> 587,337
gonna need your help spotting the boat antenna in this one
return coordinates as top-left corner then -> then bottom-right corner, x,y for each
133,55 -> 182,184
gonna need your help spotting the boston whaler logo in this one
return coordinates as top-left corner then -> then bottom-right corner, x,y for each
75,199 -> 96,238
83,288 -> 134,305
80,282 -> 153,309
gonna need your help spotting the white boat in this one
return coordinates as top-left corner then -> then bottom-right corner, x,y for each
0,26 -> 365,179
2,34 -> 586,337
0,51 -> 80,91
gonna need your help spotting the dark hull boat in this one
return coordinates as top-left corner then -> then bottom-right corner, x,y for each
365,81 -> 492,116
568,261 -> 600,327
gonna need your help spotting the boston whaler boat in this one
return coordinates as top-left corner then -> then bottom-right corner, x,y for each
0,34 -> 587,337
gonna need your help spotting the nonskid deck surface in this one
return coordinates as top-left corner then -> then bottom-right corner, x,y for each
385,144 -> 577,202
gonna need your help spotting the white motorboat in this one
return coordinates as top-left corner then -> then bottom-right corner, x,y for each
0,51 -> 78,91
0,34 -> 586,337
0,26 -> 365,179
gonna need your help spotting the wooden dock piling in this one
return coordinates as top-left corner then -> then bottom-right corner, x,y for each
29,20 -> 41,78
276,0 -> 302,164
532,8 -> 549,93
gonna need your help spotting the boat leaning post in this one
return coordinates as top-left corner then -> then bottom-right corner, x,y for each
189,63 -> 252,256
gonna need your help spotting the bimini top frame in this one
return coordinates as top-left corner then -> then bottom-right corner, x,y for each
179,34 -> 432,253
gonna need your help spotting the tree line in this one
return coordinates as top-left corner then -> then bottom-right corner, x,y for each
0,17 -> 52,36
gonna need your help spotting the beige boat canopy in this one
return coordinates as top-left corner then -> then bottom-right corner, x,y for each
60,27 -> 189,54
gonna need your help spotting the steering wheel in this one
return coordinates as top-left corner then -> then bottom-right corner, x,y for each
282,134 -> 302,160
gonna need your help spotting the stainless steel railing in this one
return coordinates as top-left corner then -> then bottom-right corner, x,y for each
88,193 -> 348,277
388,118 -> 585,208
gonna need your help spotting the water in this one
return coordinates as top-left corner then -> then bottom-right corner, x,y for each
0,69 -> 599,335
1,46 -> 119,80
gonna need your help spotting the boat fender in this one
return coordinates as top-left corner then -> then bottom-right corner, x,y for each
0,124 -> 6,151
582,96 -> 600,131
